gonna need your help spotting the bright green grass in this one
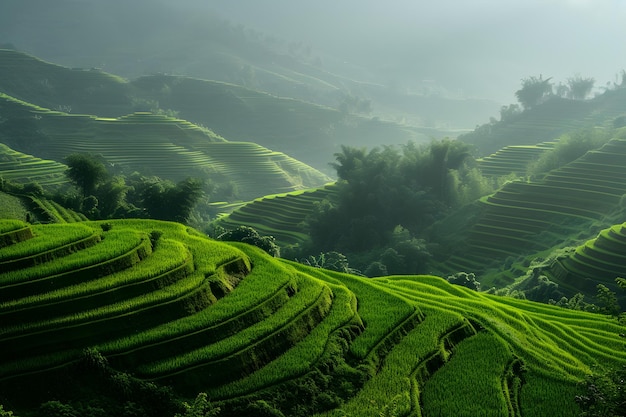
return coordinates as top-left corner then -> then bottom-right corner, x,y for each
320,307 -> 466,417
0,238 -> 189,311
0,228 -> 144,285
520,372 -> 581,417
0,218 -> 27,234
288,263 -> 418,360
100,219 -> 247,277
380,275 -> 626,377
1,219 -> 626,416
0,223 -> 95,262
0,196 -> 29,223
208,280 -> 359,399
99,244 -> 294,356
0,271 -> 205,340
421,332 -> 511,417
139,273 -> 328,376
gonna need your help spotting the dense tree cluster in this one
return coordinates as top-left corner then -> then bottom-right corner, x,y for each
576,365 -> 626,417
60,153 -> 206,224
303,139 -> 494,275
215,226 -> 280,257
515,75 -> 553,110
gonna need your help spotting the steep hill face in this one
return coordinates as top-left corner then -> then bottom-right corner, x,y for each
0,219 -> 624,417
461,91 -> 626,156
0,0 -> 501,129
0,93 -> 331,201
0,49 -> 132,117
435,132 -> 626,297
0,49 -> 436,171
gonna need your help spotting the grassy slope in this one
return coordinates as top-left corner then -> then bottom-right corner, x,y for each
0,49 -> 437,173
0,218 -> 624,416
431,131 -> 626,295
0,93 -> 330,202
130,74 -> 432,170
461,91 -> 626,156
215,183 -> 339,247
0,192 -> 29,220
0,142 -> 69,186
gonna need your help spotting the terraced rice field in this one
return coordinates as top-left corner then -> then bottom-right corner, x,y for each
0,143 -> 69,186
443,136 -> 626,279
1,218 -> 624,416
551,222 -> 626,296
216,183 -> 339,246
477,142 -> 554,177
0,91 -> 331,200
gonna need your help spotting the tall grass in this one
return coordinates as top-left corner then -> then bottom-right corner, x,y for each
421,332 -> 511,417
0,223 -> 95,262
208,281 -> 359,399
325,307 -> 465,417
0,238 -> 189,311
99,243 -> 292,355
139,274 -> 328,376
0,228 -> 146,286
0,219 -> 27,234
289,263 -> 417,360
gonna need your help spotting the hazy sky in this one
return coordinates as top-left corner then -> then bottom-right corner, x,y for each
202,0 -> 626,103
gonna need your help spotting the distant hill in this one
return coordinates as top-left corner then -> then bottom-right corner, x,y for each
0,218 -> 624,416
0,49 -> 444,171
215,183 -> 339,247
0,142 -> 68,187
461,90 -> 626,156
0,92 -> 330,202
0,0 -> 500,129
432,131 -> 626,300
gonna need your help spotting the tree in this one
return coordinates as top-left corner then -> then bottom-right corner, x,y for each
217,226 -> 280,257
515,75 -> 553,110
95,175 -> 130,218
38,401 -> 78,417
576,366 -> 626,416
298,251 -> 354,273
136,176 -> 204,223
65,153 -> 108,197
174,393 -> 220,417
0,405 -> 15,417
567,75 -> 595,100
169,177 -> 204,223
499,104 -> 521,122
447,272 -> 481,291
596,284 -> 620,316
364,261 -> 388,277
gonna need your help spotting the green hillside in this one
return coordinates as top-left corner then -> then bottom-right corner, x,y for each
462,91 -> 626,156
0,93 -> 330,202
0,49 -> 442,172
434,132 -> 626,298
0,142 -> 68,187
129,74 -> 439,169
216,183 -> 339,247
551,222 -> 626,297
0,48 -> 131,117
477,142 -> 555,177
0,218 -> 624,417
0,2 -> 501,129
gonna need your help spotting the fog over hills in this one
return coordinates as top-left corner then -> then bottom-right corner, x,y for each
2,0 -> 624,129
205,0 -> 626,103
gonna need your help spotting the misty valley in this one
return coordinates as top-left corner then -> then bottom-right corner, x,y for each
0,1 -> 626,416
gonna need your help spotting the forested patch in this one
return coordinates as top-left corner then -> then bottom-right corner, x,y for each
299,139 -> 498,275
